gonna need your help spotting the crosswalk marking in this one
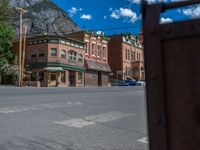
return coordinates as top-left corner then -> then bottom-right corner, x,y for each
0,102 -> 82,114
137,137 -> 148,144
54,111 -> 135,128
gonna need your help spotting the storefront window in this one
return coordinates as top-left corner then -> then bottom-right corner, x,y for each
39,71 -> 44,81
61,72 -> 66,83
51,74 -> 56,81
31,72 -> 36,81
78,72 -> 82,84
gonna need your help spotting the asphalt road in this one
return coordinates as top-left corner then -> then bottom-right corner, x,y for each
0,86 -> 148,150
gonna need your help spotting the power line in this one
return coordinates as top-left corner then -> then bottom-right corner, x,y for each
91,26 -> 141,31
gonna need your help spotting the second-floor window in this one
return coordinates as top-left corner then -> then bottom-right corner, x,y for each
133,52 -> 136,61
125,49 -> 128,60
31,52 -> 37,58
128,50 -> 130,60
38,50 -> 45,58
85,43 -> 89,54
92,44 -> 95,56
61,49 -> 66,58
78,54 -> 83,63
68,50 -> 77,62
97,45 -> 101,57
102,47 -> 106,58
51,48 -> 57,56
139,54 -> 141,61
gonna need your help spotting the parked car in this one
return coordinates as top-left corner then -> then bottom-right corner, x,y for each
136,80 -> 146,86
119,80 -> 136,86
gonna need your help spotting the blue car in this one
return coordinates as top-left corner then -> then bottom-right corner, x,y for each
119,80 -> 136,86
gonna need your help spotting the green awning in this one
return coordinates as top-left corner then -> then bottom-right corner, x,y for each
43,67 -> 64,72
29,62 -> 85,72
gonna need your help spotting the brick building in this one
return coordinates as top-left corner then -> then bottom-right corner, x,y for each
13,34 -> 85,87
67,31 -> 111,86
108,34 -> 144,82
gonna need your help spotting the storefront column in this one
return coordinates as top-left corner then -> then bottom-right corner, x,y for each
83,72 -> 85,86
65,70 -> 69,87
44,71 -> 48,87
75,71 -> 78,87
47,72 -> 51,87
57,72 -> 61,87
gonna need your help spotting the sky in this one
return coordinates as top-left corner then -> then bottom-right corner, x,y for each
51,0 -> 200,36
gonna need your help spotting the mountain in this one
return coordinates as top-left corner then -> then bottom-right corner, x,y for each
9,0 -> 80,36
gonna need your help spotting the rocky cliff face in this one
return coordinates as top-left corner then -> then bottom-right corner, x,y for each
10,0 -> 79,36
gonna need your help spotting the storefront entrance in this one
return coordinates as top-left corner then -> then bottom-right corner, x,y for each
98,71 -> 102,86
69,71 -> 76,86
50,73 -> 57,87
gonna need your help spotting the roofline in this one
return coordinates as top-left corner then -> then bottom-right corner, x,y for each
13,34 -> 85,44
68,30 -> 110,41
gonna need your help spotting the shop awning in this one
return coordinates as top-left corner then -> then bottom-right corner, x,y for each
85,60 -> 111,72
43,67 -> 64,72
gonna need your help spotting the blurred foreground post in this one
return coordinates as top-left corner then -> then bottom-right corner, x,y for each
142,0 -> 200,150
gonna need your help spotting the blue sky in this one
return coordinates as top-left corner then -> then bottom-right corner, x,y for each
51,0 -> 200,35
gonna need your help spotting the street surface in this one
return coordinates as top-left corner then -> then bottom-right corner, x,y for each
0,86 -> 148,150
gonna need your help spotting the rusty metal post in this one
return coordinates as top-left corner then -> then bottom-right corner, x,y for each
142,0 -> 200,150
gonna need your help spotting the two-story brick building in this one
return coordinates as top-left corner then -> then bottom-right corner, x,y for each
67,31 -> 111,86
14,34 -> 86,87
108,34 -> 144,82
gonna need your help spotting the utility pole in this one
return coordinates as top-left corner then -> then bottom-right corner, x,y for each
22,24 -> 27,86
16,7 -> 28,87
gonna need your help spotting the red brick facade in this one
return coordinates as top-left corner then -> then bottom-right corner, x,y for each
108,34 -> 145,82
68,31 -> 111,86
13,34 -> 85,87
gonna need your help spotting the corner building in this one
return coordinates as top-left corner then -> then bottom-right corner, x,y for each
68,31 -> 111,86
23,34 -> 85,87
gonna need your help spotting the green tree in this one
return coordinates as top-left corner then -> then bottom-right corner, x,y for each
0,0 -> 14,83
0,0 -> 13,22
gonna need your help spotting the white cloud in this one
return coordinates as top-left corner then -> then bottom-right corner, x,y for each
109,7 -> 113,11
127,0 -> 183,4
80,14 -> 92,20
127,0 -> 141,4
110,8 -> 138,23
111,11 -> 120,19
180,5 -> 200,18
104,16 -> 107,19
160,17 -> 173,24
68,7 -> 82,16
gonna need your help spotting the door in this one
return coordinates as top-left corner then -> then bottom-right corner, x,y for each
69,71 -> 76,86
98,71 -> 102,86
50,73 -> 57,87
